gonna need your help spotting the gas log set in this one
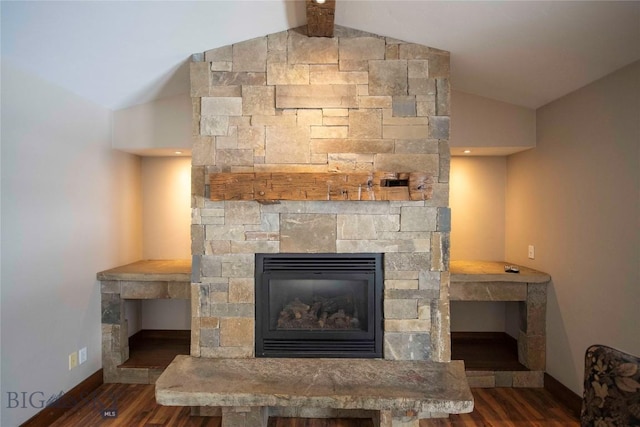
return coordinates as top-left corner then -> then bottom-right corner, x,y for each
277,294 -> 360,330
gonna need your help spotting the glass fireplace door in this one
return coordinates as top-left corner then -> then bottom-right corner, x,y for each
255,254 -> 382,358
267,273 -> 373,338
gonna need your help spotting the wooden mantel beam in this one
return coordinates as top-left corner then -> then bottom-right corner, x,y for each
209,172 -> 434,202
306,0 -> 336,38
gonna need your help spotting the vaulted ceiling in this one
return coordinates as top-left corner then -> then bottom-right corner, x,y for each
2,1 -> 639,111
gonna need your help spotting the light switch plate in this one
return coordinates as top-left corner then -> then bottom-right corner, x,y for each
69,352 -> 78,370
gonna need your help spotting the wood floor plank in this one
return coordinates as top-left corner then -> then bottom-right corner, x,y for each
50,384 -> 579,427
493,389 -> 540,423
451,332 -> 528,371
469,388 -> 516,426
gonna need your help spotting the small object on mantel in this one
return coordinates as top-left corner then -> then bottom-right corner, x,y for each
504,265 -> 520,273
306,0 -> 336,37
209,171 -> 433,202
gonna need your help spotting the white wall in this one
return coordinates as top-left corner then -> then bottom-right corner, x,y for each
141,157 -> 191,260
0,61 -> 142,426
112,96 -> 193,332
449,113 -> 514,334
450,156 -> 506,261
506,61 -> 640,394
139,156 -> 192,330
448,91 -> 535,259
113,93 -> 192,155
141,299 -> 191,330
450,90 -> 536,156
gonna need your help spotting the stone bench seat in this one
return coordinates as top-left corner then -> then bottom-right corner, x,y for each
155,355 -> 474,427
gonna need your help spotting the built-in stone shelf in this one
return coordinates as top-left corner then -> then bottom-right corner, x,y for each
97,259 -> 191,283
98,259 -> 191,384
450,260 -> 550,387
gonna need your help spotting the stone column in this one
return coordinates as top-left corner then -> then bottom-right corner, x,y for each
100,282 -> 128,382
376,410 -> 420,427
518,283 -> 547,371
190,27 -> 452,361
221,406 -> 268,427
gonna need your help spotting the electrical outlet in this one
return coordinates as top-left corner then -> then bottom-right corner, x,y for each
69,351 -> 78,370
79,347 -> 87,365
528,245 -> 535,259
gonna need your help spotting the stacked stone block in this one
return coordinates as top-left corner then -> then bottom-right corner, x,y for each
100,278 -> 190,383
465,370 -> 544,388
519,283 -> 547,370
191,26 -> 451,362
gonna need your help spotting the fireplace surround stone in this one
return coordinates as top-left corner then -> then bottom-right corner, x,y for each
190,25 -> 451,362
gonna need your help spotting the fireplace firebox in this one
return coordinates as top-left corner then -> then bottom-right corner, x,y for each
255,253 -> 383,358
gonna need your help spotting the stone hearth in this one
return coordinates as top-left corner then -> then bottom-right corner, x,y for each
156,356 -> 474,425
190,25 -> 451,362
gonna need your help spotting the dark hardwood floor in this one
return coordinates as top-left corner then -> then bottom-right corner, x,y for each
49,383 -> 579,426
122,330 -> 526,372
451,332 -> 528,371
47,331 -> 577,426
268,419 -> 373,427
119,330 -> 190,369
121,330 -> 527,373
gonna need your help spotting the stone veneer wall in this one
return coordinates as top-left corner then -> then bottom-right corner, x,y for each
190,26 -> 451,362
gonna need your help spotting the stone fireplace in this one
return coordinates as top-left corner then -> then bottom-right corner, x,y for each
190,26 -> 451,362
